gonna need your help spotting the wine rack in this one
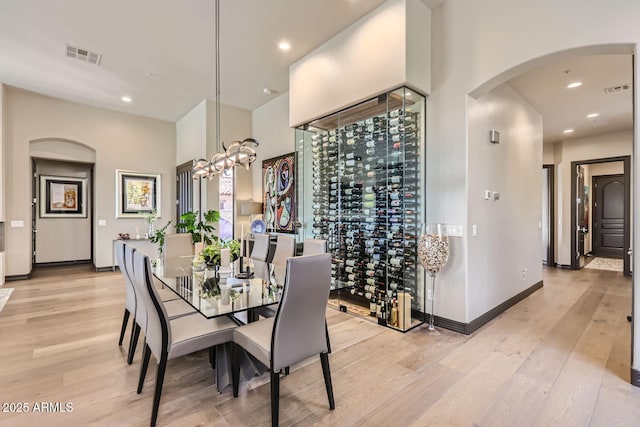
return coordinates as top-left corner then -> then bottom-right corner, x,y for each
296,87 -> 423,331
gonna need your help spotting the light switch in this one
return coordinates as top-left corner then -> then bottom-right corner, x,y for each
10,220 -> 24,228
446,225 -> 464,237
98,219 -> 107,226
472,224 -> 478,236
484,190 -> 491,200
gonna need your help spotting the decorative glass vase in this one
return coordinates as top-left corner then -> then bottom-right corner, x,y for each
418,223 -> 450,333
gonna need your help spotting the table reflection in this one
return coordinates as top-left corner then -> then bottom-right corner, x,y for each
154,256 -> 282,320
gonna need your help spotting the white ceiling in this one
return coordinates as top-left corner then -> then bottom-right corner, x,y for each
508,54 -> 633,144
0,0 -> 420,122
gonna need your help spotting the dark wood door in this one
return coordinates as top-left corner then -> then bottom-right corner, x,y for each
593,175 -> 625,258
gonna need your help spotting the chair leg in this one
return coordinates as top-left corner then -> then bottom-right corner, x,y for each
270,370 -> 280,427
138,342 -> 152,394
128,323 -> 141,365
209,346 -> 216,369
119,309 -> 130,346
232,343 -> 241,397
325,321 -> 332,354
320,353 -> 335,410
150,353 -> 168,427
284,366 -> 290,375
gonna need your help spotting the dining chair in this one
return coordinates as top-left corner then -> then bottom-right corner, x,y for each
124,246 -> 197,365
115,241 -> 136,348
302,238 -> 327,256
232,254 -> 335,426
270,235 -> 296,285
163,233 -> 193,258
133,250 -> 238,427
250,233 -> 270,262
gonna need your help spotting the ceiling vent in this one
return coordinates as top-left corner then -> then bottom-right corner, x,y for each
603,83 -> 630,94
65,44 -> 102,65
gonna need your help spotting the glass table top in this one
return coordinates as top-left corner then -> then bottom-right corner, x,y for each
153,256 -> 282,319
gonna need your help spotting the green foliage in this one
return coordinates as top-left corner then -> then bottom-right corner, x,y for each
200,238 -> 241,266
175,210 -> 220,245
149,221 -> 172,254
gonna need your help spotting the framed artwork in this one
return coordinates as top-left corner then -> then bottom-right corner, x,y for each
262,153 -> 295,233
116,170 -> 161,218
40,175 -> 87,218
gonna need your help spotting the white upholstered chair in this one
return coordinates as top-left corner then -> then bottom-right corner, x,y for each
163,233 -> 193,258
302,238 -> 327,256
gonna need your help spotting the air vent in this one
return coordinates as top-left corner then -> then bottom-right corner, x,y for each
603,83 -> 630,94
65,44 -> 102,65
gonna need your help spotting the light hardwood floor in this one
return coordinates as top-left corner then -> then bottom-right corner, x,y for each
0,265 -> 639,426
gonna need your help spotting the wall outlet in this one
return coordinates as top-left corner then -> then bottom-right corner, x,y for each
98,219 -> 107,226
521,268 -> 528,279
493,191 -> 501,201
10,220 -> 24,228
427,289 -> 433,301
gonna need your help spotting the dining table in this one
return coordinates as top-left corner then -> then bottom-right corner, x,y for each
153,256 -> 283,392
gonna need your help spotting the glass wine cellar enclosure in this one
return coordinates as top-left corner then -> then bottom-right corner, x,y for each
295,87 -> 425,331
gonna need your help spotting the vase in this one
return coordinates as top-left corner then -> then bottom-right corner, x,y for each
418,223 -> 450,333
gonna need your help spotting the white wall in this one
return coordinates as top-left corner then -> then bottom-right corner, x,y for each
289,0 -> 430,126
429,0 -> 640,370
4,87 -> 176,273
0,85 -> 4,283
251,93 -> 295,203
467,83 -> 543,321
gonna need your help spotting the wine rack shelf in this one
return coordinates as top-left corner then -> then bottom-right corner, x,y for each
296,87 -> 424,331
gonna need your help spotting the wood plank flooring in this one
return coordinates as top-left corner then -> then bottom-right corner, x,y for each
0,265 -> 638,426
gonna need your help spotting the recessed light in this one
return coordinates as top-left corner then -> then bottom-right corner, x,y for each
586,113 -> 599,118
567,81 -> 582,89
278,40 -> 291,51
563,128 -> 574,134
121,96 -> 132,103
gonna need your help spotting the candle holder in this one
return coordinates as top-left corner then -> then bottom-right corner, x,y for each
418,223 -> 450,334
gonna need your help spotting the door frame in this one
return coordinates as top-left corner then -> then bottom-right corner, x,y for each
543,164 -> 555,266
570,155 -> 631,276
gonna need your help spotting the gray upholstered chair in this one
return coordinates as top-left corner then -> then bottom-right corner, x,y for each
302,238 -> 327,256
270,234 -> 296,285
163,233 -> 193,258
232,254 -> 335,426
124,246 -> 197,365
115,241 -> 135,348
133,250 -> 237,427
249,233 -> 271,281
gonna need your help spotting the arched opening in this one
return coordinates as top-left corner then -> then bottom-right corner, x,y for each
29,139 -> 96,268
466,43 -> 636,385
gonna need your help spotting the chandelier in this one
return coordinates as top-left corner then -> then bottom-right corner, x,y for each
192,0 -> 258,180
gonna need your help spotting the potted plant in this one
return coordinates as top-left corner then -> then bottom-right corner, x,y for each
149,221 -> 172,258
200,238 -> 241,267
176,210 -> 220,245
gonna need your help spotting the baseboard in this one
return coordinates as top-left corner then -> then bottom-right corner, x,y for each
554,263 -> 572,270
96,266 -> 118,272
467,280 -> 543,334
426,280 -> 544,335
34,259 -> 92,267
5,273 -> 31,282
632,368 -> 640,387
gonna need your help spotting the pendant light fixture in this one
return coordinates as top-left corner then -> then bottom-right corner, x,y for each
192,0 -> 259,179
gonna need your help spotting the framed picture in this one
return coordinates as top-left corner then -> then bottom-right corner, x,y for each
116,170 -> 161,218
262,152 -> 295,233
39,175 -> 87,218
